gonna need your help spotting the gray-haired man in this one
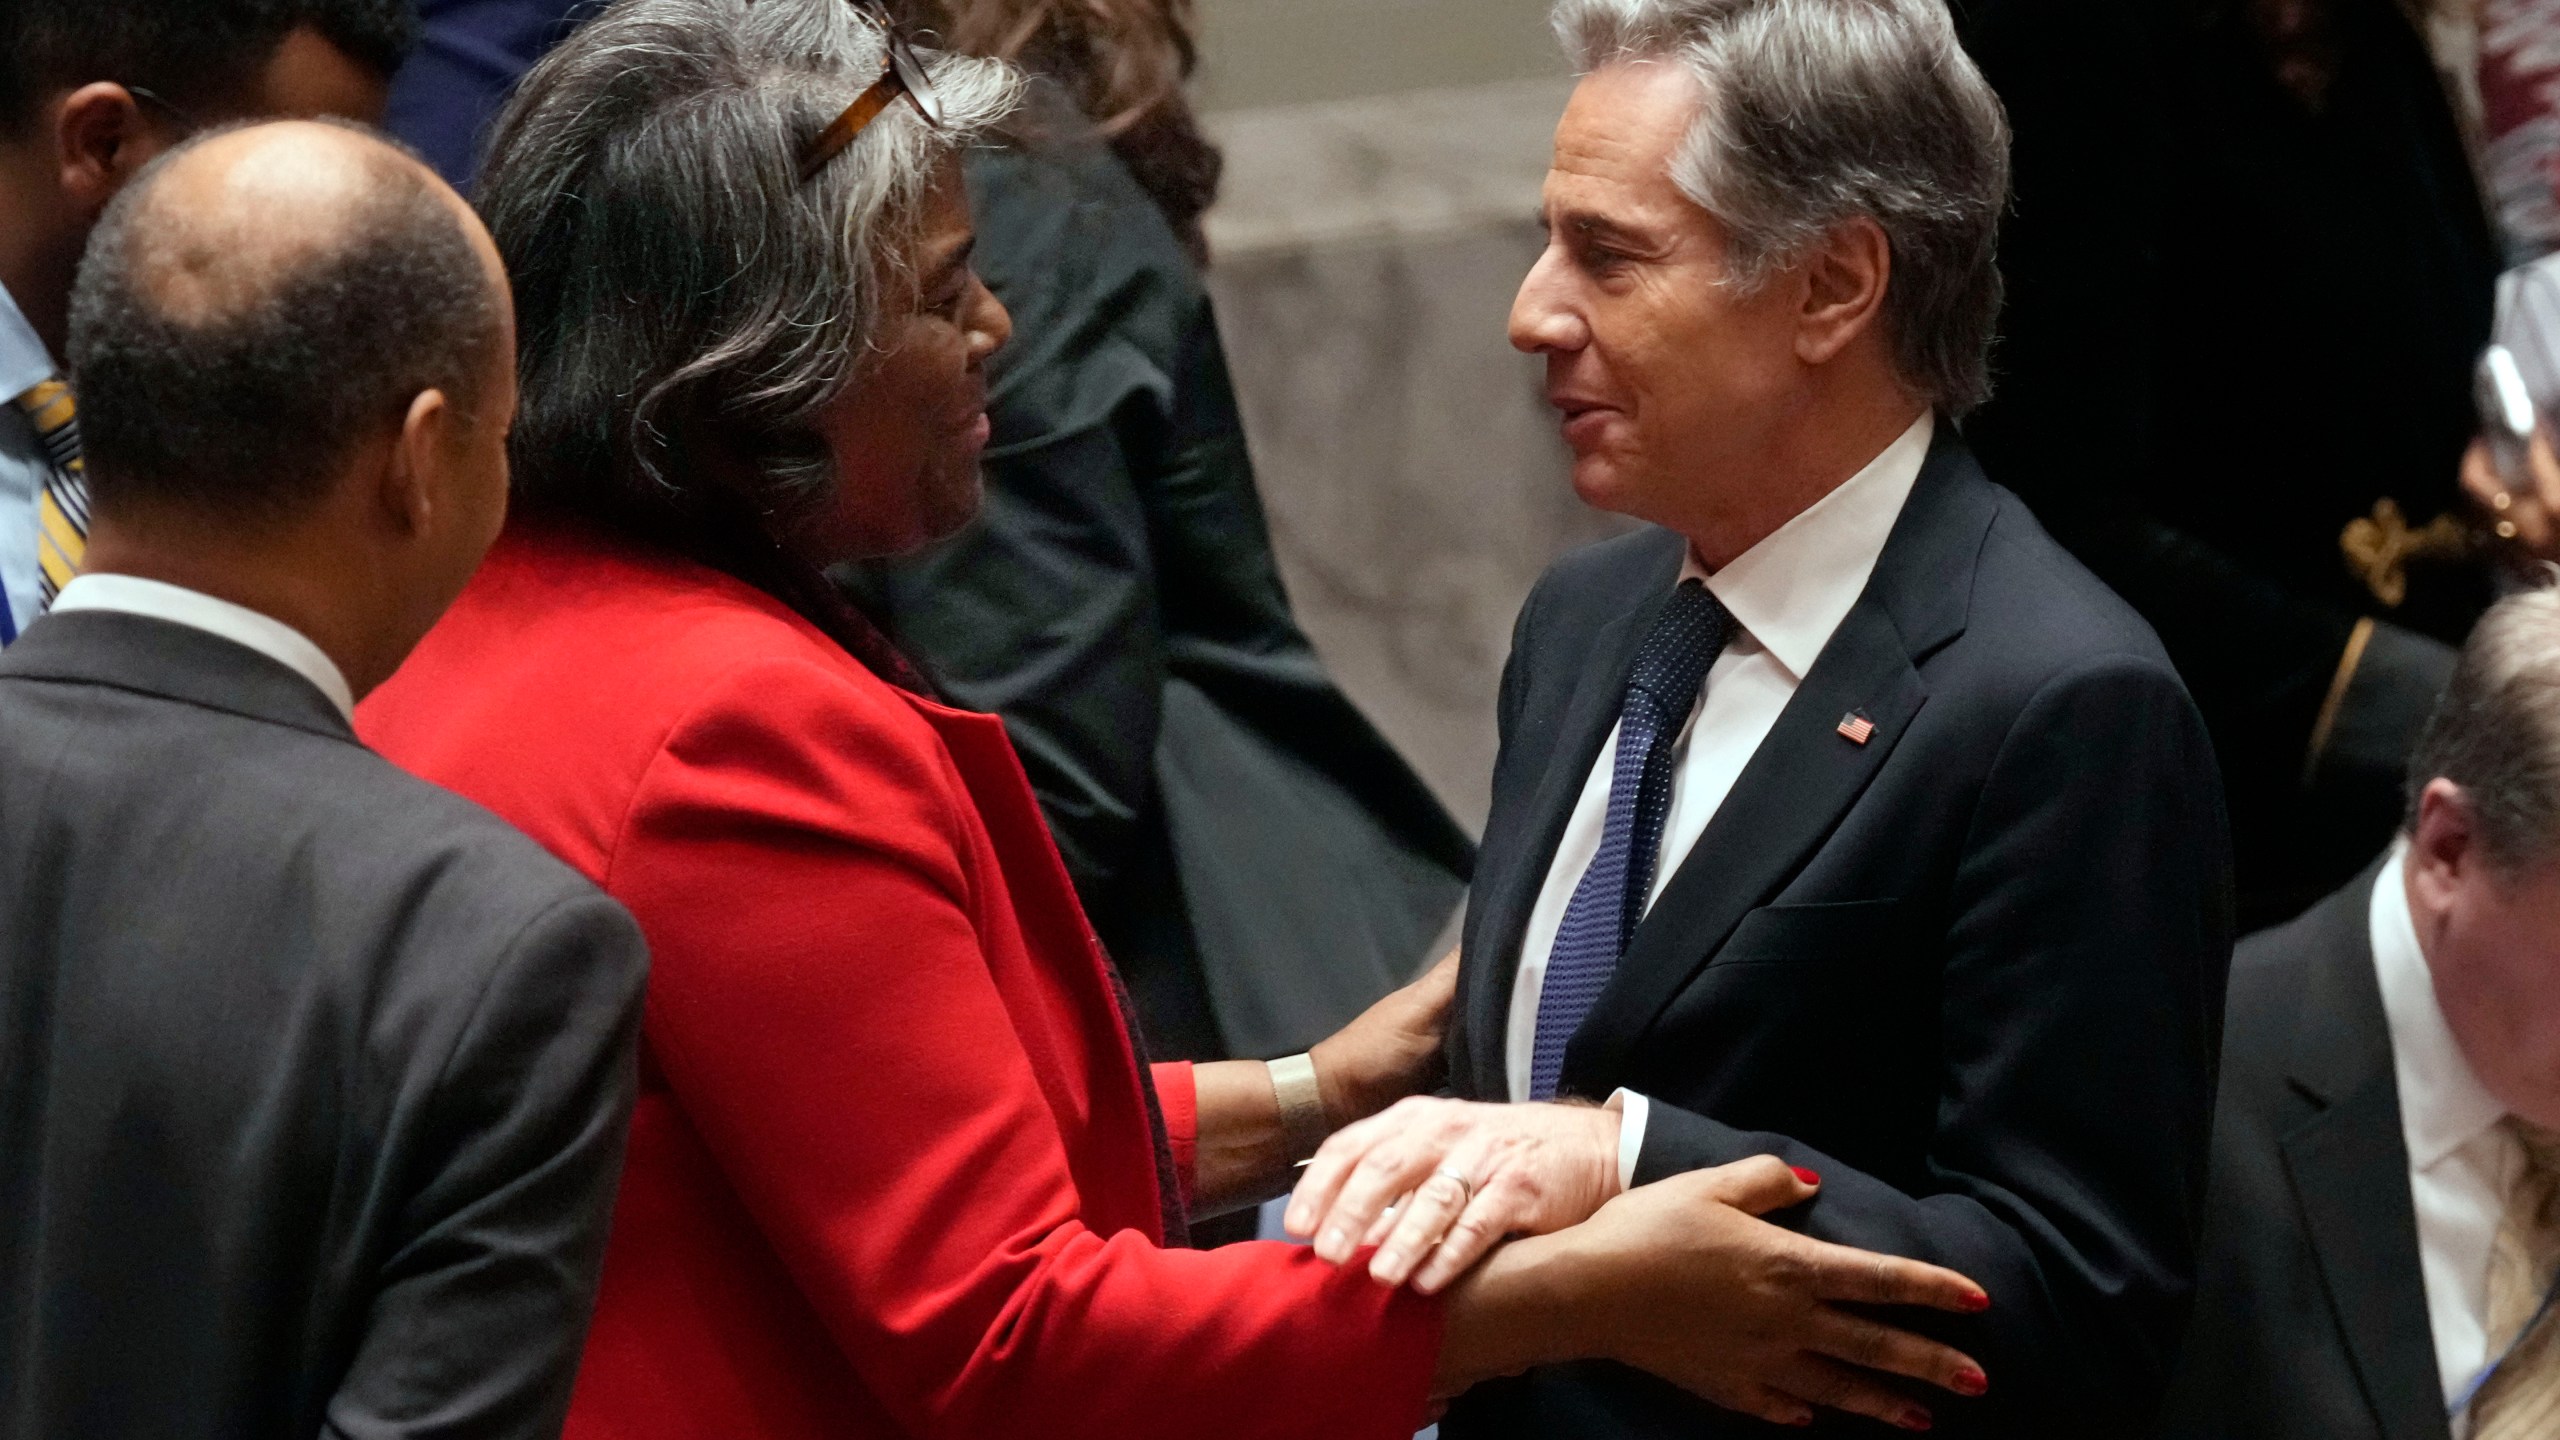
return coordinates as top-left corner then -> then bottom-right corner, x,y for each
1284,0 -> 2232,1435
2159,585 -> 2560,1440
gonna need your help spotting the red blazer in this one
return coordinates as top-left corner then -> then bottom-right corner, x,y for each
358,521 -> 1439,1440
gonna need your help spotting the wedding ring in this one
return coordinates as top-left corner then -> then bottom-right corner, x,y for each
1431,1165 -> 1474,1207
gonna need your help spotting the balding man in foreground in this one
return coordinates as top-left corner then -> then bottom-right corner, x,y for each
0,121 -> 646,1440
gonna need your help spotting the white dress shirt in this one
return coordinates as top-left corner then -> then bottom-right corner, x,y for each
2370,841 -> 2528,1439
49,573 -> 356,723
0,280 -> 57,645
1507,412 -> 1935,1187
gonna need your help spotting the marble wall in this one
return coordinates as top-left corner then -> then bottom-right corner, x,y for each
1191,0 -> 1565,110
1200,78 -> 1628,834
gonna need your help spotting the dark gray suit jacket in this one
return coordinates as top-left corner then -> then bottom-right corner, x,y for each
1445,433 -> 2232,1437
2153,864 -> 2452,1440
0,610 -> 648,1440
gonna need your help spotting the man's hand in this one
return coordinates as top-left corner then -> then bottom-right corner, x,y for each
2463,429 -> 2560,567
1562,1158 -> 1992,1431
1306,950 -> 1457,1129
1286,1095 -> 1621,1292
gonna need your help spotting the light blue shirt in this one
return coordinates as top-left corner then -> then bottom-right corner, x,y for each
0,280 -> 58,645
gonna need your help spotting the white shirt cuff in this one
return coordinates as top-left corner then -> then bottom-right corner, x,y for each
1605,1088 -> 1650,1192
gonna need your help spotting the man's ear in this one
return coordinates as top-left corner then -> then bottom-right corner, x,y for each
383,389 -> 454,537
1794,215 -> 1892,368
2408,778 -> 2480,912
53,84 -> 170,214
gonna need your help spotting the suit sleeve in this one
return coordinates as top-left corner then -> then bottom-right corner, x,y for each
1633,653 -> 2233,1437
325,890 -> 650,1439
605,659 -> 1439,1440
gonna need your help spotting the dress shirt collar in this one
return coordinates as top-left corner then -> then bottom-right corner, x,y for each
50,573 -> 356,722
2372,841 -> 2511,1171
0,279 -> 54,402
1678,411 -> 1934,679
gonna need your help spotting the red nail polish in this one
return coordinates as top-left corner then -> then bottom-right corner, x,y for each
1899,1411 -> 1933,1432
1955,1367 -> 1988,1396
1963,1288 -> 1992,1313
1791,1166 -> 1820,1185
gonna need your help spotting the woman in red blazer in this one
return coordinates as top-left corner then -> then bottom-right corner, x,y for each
359,4 -> 1993,1437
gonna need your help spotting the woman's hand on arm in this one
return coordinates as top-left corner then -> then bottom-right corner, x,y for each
1433,1158 -> 1992,1432
1186,951 -> 1459,1216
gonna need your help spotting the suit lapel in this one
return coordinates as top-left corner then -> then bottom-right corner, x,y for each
1559,433 -> 1990,1094
2278,873 -> 2450,1440
1459,566 -> 1675,1100
1562,601 -> 1927,1090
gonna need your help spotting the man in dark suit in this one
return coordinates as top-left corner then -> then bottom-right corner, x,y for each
2156,586 -> 2560,1440
0,119 -> 646,1439
1283,1 -> 2232,1434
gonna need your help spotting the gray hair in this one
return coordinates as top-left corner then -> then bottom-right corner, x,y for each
479,0 -> 1019,546
1549,0 -> 2010,413
2405,582 -> 2560,872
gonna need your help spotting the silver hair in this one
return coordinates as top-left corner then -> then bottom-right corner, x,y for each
1548,0 -> 2010,413
478,0 -> 1020,534
2405,579 -> 2560,871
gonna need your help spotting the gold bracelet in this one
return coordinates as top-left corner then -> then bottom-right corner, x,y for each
1266,1053 -> 1330,1165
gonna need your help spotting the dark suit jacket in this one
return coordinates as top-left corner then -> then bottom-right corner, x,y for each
383,0 -> 604,191
2153,864 -> 2452,1440
849,129 -> 1475,1064
0,611 -> 648,1440
1443,433 -> 2234,1438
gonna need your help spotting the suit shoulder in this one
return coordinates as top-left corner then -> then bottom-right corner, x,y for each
2228,920 -> 2323,1041
2211,894 -> 2361,1104
1960,482 -> 2180,683
311,742 -> 628,921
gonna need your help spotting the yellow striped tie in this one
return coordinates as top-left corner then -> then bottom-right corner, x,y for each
2475,1118 -> 2560,1440
12,379 -> 88,606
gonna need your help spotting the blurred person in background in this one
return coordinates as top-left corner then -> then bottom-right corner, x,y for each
1954,0 -> 2516,928
1285,0 -> 2233,1434
2157,581 -> 2560,1440
0,0 -> 416,648
358,4 -> 2004,1436
383,0 -> 602,189
844,0 -> 1476,1084
0,119 -> 646,1440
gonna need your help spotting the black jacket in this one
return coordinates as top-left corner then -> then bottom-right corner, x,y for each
1444,434 -> 2233,1437
0,611 -> 647,1440
852,133 -> 1475,1063
2153,864 -> 2453,1440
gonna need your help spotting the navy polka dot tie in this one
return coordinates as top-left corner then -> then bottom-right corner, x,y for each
1529,579 -> 1735,1101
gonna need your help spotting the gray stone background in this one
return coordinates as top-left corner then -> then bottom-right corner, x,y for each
1188,0 -> 1627,834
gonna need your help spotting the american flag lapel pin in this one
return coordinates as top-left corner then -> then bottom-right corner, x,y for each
1836,710 -> 1875,745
